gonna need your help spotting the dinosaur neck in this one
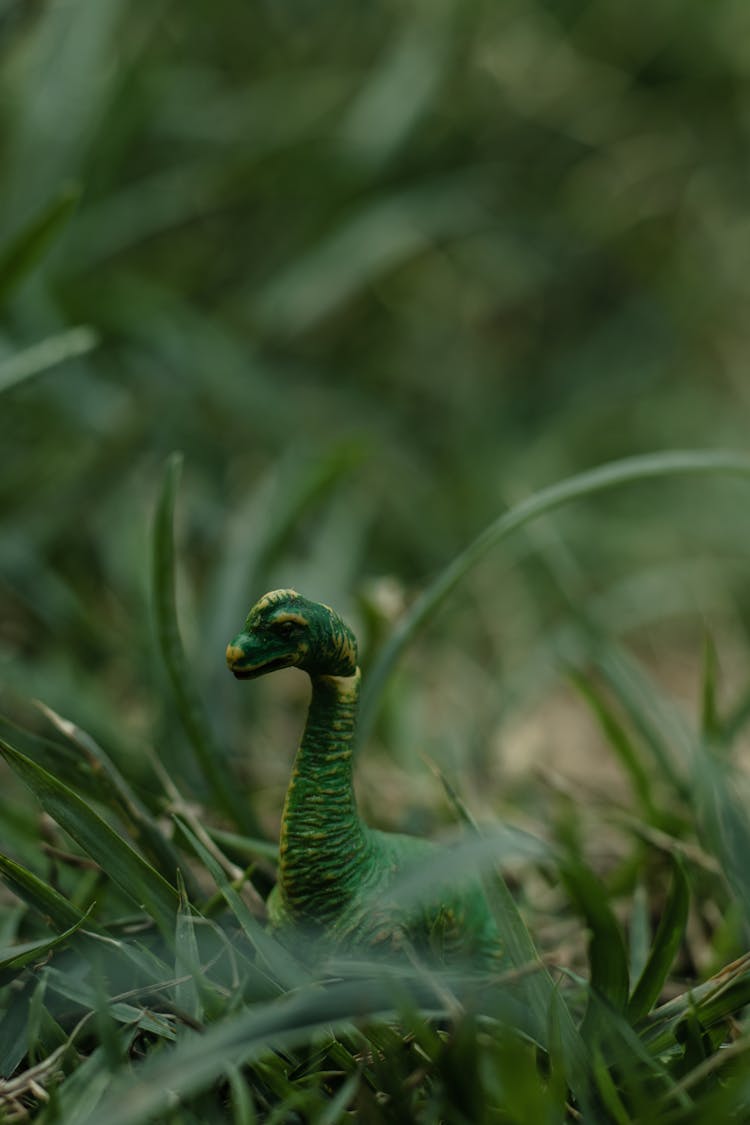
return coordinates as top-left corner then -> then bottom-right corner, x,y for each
278,668 -> 368,926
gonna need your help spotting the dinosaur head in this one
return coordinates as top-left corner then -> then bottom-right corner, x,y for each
226,589 -> 358,680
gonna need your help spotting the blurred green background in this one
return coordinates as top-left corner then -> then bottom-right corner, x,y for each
3,0 -> 750,834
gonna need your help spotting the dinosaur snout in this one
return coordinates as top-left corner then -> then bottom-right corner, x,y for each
225,643 -> 246,671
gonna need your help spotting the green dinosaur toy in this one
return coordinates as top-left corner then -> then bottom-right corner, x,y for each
226,589 -> 502,964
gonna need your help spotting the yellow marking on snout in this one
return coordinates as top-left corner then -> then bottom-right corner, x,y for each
226,644 -> 245,667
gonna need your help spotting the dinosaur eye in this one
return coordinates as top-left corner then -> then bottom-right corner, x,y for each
274,619 -> 299,634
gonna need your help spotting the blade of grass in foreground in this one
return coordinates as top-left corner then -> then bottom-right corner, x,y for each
174,870 -> 204,1024
174,817 -> 306,991
0,852 -> 87,932
44,966 -> 176,1041
66,974 -> 507,1125
0,737 -> 177,936
359,449 -> 750,750
0,854 -> 175,993
561,859 -> 630,1037
153,452 -> 259,833
640,952 -> 750,1055
628,856 -> 689,1024
0,911 -> 90,986
481,865 -> 593,1093
373,830 -> 593,1105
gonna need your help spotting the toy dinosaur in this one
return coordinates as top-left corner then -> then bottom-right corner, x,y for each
226,589 -> 502,963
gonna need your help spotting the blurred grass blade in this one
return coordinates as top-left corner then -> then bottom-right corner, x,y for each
254,175 -> 487,335
0,736 -> 177,936
153,451 -> 258,832
226,1063 -> 257,1125
628,857 -> 689,1023
592,1045 -> 630,1125
0,325 -> 98,395
546,989 -> 574,1113
72,968 -> 595,1125
39,1036 -> 137,1123
701,633 -> 720,741
479,864 -> 595,1095
0,851 -> 87,931
377,829 -> 593,1103
313,1070 -> 359,1124
205,826 -> 278,863
693,749 -> 750,923
69,977 -> 442,1125
561,860 -> 629,1040
174,816 -> 306,990
204,443 -> 363,682
570,672 -> 657,821
0,183 -> 79,301
641,953 -> 750,1055
629,883 -> 651,986
0,910 -> 90,985
359,450 -> 750,749
175,869 -> 204,1023
588,645 -> 691,801
424,756 -> 480,831
218,445 -> 363,605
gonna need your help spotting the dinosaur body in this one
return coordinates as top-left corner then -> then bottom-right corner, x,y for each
227,589 -> 501,964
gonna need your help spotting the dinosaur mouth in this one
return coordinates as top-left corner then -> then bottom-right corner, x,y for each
231,656 -> 291,679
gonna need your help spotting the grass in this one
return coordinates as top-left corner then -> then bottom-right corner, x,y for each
2,453 -> 750,1122
3,1 -> 750,1120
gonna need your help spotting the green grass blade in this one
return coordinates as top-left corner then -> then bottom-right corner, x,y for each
0,736 -> 177,936
174,870 -> 204,1024
700,633 -> 720,741
569,672 -> 657,821
479,867 -> 595,1108
35,699 -> 196,897
0,325 -> 99,396
592,1045 -> 631,1125
692,748 -> 750,923
640,952 -> 750,1054
153,451 -> 257,832
204,445 -> 361,683
226,1062 -> 258,1125
629,883 -> 651,986
174,816 -> 306,991
205,826 -> 279,863
44,965 -> 177,1041
594,647 -> 692,801
67,978 -> 447,1125
628,857 -> 690,1023
561,860 -> 630,1033
37,1038 -> 137,1124
0,183 -> 80,301
359,450 -> 750,749
378,829 -> 593,1102
0,851 -> 87,932
72,965 -> 595,1125
0,910 -> 90,985
312,1071 -> 359,1125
